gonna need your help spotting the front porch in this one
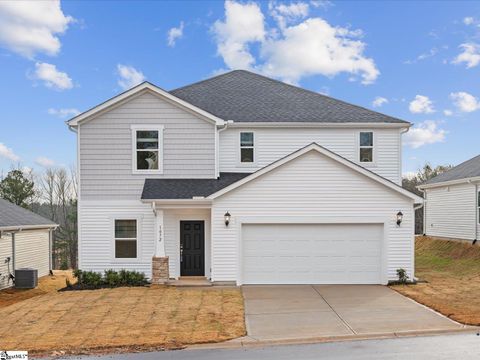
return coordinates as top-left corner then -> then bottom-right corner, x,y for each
151,203 -> 212,284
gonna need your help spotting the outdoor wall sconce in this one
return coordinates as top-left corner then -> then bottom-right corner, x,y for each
396,211 -> 403,226
224,211 -> 231,227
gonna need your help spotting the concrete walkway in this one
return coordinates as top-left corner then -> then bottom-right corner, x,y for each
242,285 -> 464,341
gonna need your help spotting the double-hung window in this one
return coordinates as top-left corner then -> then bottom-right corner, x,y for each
359,131 -> 374,163
240,132 -> 254,163
131,125 -> 164,173
114,219 -> 137,259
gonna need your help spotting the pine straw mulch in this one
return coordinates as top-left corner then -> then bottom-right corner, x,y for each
391,236 -> 480,326
0,270 -> 75,308
0,285 -> 245,357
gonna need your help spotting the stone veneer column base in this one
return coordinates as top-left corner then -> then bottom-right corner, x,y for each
151,256 -> 169,284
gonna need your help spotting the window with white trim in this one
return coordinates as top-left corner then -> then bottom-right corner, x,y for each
359,131 -> 374,163
114,219 -> 137,259
132,126 -> 164,172
240,132 -> 254,163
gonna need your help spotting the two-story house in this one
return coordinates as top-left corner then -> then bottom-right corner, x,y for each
67,70 -> 422,285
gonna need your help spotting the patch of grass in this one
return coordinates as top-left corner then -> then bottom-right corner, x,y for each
0,286 -> 246,356
391,236 -> 480,326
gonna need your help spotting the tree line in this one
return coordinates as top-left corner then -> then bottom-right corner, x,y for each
0,167 -> 77,269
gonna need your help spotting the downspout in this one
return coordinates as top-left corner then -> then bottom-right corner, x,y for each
49,228 -> 53,275
216,120 -> 233,179
470,180 -> 478,245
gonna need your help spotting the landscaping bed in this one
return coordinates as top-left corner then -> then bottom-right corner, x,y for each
0,285 -> 245,356
391,236 -> 480,326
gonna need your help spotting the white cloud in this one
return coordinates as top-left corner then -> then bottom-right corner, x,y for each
269,1 -> 310,28
212,0 -> 379,85
48,107 -> 80,118
403,121 -> 446,149
450,91 -> 480,112
33,62 -> 73,90
0,0 -> 74,58
167,21 -> 184,47
212,1 -> 266,69
310,0 -> 333,9
452,43 -> 480,68
35,156 -> 55,168
117,64 -> 146,90
0,143 -> 20,162
409,95 -> 435,114
463,17 -> 474,25
372,96 -> 388,108
443,109 -> 453,116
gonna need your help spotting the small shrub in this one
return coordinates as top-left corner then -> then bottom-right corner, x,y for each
82,271 -> 103,288
104,269 -> 120,287
397,268 -> 409,284
73,269 -> 83,284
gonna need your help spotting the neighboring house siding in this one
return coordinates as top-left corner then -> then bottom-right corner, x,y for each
79,91 -> 216,200
211,150 -> 414,283
79,201 -> 155,277
0,229 -> 50,290
425,183 -> 477,240
0,233 -> 13,290
15,229 -> 50,278
163,209 -> 211,279
219,127 -> 402,184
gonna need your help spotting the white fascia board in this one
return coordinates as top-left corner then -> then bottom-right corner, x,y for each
417,176 -> 480,190
0,224 -> 59,232
141,199 -> 212,205
208,143 -> 423,203
227,122 -> 411,129
66,82 -> 225,127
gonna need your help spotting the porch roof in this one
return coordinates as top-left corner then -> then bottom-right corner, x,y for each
141,172 -> 250,200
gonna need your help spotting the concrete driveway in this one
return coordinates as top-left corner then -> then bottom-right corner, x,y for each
242,285 -> 464,341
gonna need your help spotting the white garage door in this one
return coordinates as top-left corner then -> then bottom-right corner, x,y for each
242,223 -> 384,284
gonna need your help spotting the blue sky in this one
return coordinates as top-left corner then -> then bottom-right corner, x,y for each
0,0 -> 479,177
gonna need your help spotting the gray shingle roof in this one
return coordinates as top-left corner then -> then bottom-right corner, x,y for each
141,173 -> 251,200
0,199 -> 57,229
425,154 -> 480,185
170,70 -> 409,124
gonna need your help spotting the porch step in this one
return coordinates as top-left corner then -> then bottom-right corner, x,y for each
168,277 -> 212,287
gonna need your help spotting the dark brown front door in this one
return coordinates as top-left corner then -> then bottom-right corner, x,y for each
180,221 -> 205,276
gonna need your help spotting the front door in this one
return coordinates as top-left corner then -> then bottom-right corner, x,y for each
180,221 -> 205,276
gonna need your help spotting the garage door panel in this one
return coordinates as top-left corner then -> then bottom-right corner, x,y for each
242,223 -> 383,284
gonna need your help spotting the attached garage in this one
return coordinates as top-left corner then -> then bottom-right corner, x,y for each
241,223 -> 384,285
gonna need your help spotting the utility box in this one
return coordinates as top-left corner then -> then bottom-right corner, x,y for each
15,268 -> 38,289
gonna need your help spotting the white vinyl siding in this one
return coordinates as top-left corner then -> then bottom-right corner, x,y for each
79,200 -> 155,278
0,229 -> 50,290
211,150 -> 414,284
425,183 -> 477,241
219,127 -> 402,184
79,91 -> 216,200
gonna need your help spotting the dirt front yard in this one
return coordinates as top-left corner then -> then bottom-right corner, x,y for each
0,285 -> 245,356
391,236 -> 480,326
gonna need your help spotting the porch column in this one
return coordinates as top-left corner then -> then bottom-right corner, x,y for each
152,208 -> 169,284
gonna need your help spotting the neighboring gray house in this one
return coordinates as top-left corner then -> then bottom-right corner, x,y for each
418,154 -> 480,242
0,199 -> 58,290
67,70 -> 423,285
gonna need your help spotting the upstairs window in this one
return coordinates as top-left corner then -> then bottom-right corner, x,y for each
131,125 -> 164,173
240,132 -> 254,163
114,219 -> 137,259
359,131 -> 373,163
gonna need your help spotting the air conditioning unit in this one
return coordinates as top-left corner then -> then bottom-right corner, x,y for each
15,268 -> 38,289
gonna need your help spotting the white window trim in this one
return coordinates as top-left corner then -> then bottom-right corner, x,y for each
131,125 -> 164,174
238,131 -> 256,167
358,130 -> 376,165
110,215 -> 143,263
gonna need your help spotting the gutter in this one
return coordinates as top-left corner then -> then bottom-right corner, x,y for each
0,224 -> 58,232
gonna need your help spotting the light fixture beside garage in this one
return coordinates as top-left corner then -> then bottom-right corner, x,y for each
396,211 -> 403,226
224,211 -> 231,227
